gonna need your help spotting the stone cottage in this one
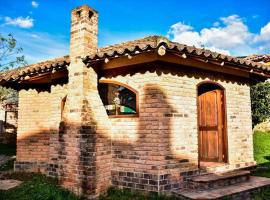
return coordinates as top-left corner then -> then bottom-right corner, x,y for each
1,4 -> 270,199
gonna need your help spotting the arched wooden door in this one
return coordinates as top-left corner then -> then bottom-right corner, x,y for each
198,83 -> 227,163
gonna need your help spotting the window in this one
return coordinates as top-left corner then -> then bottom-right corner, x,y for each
98,81 -> 138,116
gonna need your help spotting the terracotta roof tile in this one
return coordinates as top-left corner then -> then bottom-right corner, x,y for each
0,56 -> 70,83
243,54 -> 270,64
1,35 -> 269,84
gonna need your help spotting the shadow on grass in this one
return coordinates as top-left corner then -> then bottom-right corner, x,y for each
252,156 -> 270,178
0,173 -> 86,200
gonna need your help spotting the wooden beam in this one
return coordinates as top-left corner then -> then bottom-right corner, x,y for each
100,51 -> 257,78
20,70 -> 67,84
100,51 -> 158,70
158,53 -> 251,78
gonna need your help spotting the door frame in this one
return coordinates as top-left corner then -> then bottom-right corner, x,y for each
196,81 -> 228,167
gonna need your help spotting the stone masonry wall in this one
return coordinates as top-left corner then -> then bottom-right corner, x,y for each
101,66 -> 255,192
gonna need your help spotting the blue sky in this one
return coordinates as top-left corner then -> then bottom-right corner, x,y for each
0,0 -> 270,64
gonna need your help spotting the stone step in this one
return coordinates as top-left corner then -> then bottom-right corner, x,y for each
186,170 -> 250,190
172,176 -> 270,200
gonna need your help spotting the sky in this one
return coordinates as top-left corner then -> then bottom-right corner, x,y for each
0,0 -> 270,64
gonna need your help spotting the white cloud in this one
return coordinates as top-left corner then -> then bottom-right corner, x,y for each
31,1 -> 39,8
167,15 -> 270,56
252,15 -> 259,19
4,16 -> 34,28
213,22 -> 220,27
28,33 -> 40,39
20,32 -> 69,63
253,22 -> 270,53
1,28 -> 69,64
254,22 -> 270,43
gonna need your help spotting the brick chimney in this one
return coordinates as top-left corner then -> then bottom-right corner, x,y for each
58,5 -> 112,198
70,5 -> 98,60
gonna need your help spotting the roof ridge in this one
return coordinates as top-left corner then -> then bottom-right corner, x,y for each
97,35 -> 163,52
0,55 -> 70,75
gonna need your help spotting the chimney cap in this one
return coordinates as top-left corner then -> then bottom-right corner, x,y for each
72,4 -> 98,14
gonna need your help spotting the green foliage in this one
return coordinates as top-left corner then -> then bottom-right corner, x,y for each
0,173 -> 84,200
0,33 -> 24,104
0,33 -> 26,71
0,86 -> 18,104
0,143 -> 16,156
251,81 -> 270,127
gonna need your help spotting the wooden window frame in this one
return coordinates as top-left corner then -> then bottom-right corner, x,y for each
99,80 -> 139,118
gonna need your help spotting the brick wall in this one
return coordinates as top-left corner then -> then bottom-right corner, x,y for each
100,66 -> 255,192
55,5 -> 112,198
15,65 -> 255,194
15,84 -> 67,173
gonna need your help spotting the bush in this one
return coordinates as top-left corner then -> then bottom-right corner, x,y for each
251,81 -> 270,127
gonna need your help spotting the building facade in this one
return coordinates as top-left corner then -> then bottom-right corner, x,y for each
0,4 -> 270,199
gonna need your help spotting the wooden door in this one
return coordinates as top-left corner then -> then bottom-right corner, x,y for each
198,89 -> 225,162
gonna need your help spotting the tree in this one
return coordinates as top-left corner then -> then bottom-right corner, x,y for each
251,81 -> 270,127
0,33 -> 26,104
0,33 -> 26,71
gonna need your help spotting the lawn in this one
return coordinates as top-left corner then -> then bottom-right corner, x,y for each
0,173 -> 175,200
99,187 -> 177,200
252,130 -> 270,178
0,173 -> 84,200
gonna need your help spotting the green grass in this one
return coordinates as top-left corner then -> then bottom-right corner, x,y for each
0,173 -> 84,200
253,130 -> 270,178
252,187 -> 270,200
0,173 -> 175,200
99,187 -> 177,200
254,131 -> 270,164
0,143 -> 16,156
